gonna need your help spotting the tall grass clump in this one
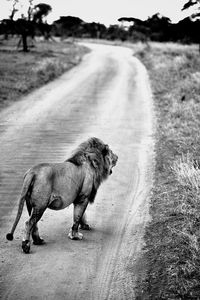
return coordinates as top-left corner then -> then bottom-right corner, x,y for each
33,58 -> 66,82
172,154 -> 200,191
135,43 -> 200,299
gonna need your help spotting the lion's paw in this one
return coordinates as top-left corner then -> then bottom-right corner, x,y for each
33,237 -> 45,245
80,223 -> 91,230
22,240 -> 31,254
68,229 -> 83,240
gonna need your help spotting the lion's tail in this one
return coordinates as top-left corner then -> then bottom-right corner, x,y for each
6,171 -> 36,241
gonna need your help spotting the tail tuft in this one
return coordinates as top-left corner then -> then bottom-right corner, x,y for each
6,233 -> 13,241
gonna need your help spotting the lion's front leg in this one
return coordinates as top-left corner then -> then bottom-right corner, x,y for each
32,224 -> 45,245
80,213 -> 91,230
68,198 -> 89,240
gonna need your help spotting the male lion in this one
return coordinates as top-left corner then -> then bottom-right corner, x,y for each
6,137 -> 118,254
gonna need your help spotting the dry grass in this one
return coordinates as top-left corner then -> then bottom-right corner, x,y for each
135,43 -> 200,299
172,154 -> 200,191
0,36 -> 89,110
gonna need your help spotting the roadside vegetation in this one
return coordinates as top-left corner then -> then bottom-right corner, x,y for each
135,43 -> 200,299
0,37 -> 88,110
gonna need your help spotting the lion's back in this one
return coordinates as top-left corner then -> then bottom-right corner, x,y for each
29,162 -> 84,203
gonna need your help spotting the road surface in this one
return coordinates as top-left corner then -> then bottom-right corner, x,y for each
0,43 -> 154,299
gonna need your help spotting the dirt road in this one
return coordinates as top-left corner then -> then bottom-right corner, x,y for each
0,43 -> 154,299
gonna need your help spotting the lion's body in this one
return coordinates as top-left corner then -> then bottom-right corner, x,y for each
6,137 -> 118,253
27,161 -> 96,211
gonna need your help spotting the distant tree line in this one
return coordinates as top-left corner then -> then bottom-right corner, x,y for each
1,3 -> 200,51
50,13 -> 200,44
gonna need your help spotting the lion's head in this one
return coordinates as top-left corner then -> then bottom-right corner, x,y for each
67,137 -> 118,184
103,146 -> 118,175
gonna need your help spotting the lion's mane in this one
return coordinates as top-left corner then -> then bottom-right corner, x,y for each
66,137 -> 111,200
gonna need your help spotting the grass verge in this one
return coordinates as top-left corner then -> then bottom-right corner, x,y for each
0,37 -> 89,110
135,43 -> 200,299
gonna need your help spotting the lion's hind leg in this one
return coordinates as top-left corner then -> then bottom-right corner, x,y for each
22,207 -> 45,253
26,198 -> 44,245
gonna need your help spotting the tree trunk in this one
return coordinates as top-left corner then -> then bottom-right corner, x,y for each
22,33 -> 28,52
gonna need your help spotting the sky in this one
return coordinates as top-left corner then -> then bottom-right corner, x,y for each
0,0 -> 193,25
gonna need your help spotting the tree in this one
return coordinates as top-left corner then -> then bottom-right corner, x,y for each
144,13 -> 171,41
182,0 -> 200,50
27,0 -> 34,21
33,3 -> 52,23
4,0 -> 34,50
2,0 -> 19,39
82,22 -> 107,39
106,25 -> 128,41
182,0 -> 200,18
8,0 -> 19,20
182,0 -> 200,14
53,16 -> 83,37
32,3 -> 52,39
3,1 -> 52,51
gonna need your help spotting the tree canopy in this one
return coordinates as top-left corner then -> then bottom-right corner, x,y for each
33,3 -> 52,23
182,0 -> 200,18
182,0 -> 200,10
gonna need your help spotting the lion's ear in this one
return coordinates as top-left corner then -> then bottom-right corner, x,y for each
102,145 -> 109,156
87,153 -> 99,169
91,158 -> 99,169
